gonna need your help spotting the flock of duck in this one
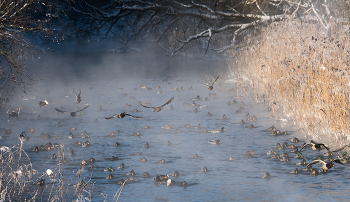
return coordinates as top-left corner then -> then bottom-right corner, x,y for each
3,73 -> 350,198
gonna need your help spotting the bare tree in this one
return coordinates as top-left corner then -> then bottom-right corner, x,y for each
71,0 -> 348,57
0,0 -> 59,101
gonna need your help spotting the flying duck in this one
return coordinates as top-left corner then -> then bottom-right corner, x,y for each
141,97 -> 174,112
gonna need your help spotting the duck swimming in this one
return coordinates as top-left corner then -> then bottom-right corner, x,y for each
104,166 -> 113,172
142,172 -> 150,178
105,112 -> 142,119
200,166 -> 208,172
262,172 -> 271,180
208,139 -> 221,145
55,105 -> 89,117
209,127 -> 225,133
118,163 -> 125,169
38,100 -> 48,107
143,142 -> 150,149
141,97 -> 174,112
198,76 -> 220,91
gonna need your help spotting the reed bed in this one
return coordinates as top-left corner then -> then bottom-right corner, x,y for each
0,140 -> 95,201
231,19 -> 350,147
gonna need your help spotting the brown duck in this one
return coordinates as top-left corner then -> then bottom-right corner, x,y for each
141,97 -> 174,112
198,76 -> 220,91
55,105 -> 89,117
104,112 -> 142,119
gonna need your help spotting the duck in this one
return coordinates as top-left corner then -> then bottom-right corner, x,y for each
240,120 -> 245,125
8,111 -> 18,120
144,126 -> 151,129
168,105 -> 174,110
126,170 -> 135,176
56,122 -> 62,127
226,101 -> 231,105
115,142 -> 121,147
267,150 -> 276,155
193,154 -> 199,158
111,156 -> 119,161
154,174 -> 169,182
294,153 -> 304,159
267,126 -> 277,132
200,166 -> 208,172
158,159 -> 165,164
209,127 -> 225,133
193,108 -> 199,113
202,128 -> 208,132
207,112 -> 213,116
73,88 -> 82,104
262,172 -> 271,180
88,158 -> 96,163
106,174 -> 114,179
300,140 -> 332,155
5,129 -> 12,134
68,132 -> 74,139
296,159 -> 306,166
289,168 -> 299,175
166,141 -> 172,146
245,150 -> 255,158
105,112 -> 142,119
246,116 -> 257,122
306,159 -> 335,172
189,86 -> 194,90
55,105 -> 89,117
248,124 -> 255,128
143,142 -> 150,149
271,130 -> 282,136
202,97 -> 208,101
191,95 -> 201,100
227,157 -> 234,161
82,141 -> 90,147
184,124 -> 190,127
132,132 -> 141,137
140,97 -> 174,112
142,172 -> 150,178
140,157 -> 148,162
198,76 -> 220,91
172,171 -> 180,177
191,101 -> 197,107
162,124 -> 174,129
28,128 -> 34,134
291,137 -> 300,143
221,114 -> 227,120
125,104 -> 132,108
208,139 -> 221,145
104,166 -> 113,172
117,163 -> 125,169
38,100 -> 49,107
81,131 -> 90,139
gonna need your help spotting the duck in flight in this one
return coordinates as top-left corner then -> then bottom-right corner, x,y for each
198,76 -> 220,91
105,112 -> 142,119
141,97 -> 174,112
73,87 -> 82,104
306,158 -> 345,172
300,140 -> 332,155
55,105 -> 89,117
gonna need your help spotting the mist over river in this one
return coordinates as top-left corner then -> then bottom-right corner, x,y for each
1,43 -> 350,202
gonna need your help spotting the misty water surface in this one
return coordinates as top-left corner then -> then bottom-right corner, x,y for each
1,44 -> 350,201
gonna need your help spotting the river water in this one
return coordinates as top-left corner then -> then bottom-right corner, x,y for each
1,48 -> 350,201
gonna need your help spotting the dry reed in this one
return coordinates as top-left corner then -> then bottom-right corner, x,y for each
231,19 -> 350,147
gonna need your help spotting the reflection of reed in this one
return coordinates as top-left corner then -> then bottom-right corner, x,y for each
233,20 -> 350,146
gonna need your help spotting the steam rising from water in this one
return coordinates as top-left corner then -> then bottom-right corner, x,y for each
1,41 -> 349,201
